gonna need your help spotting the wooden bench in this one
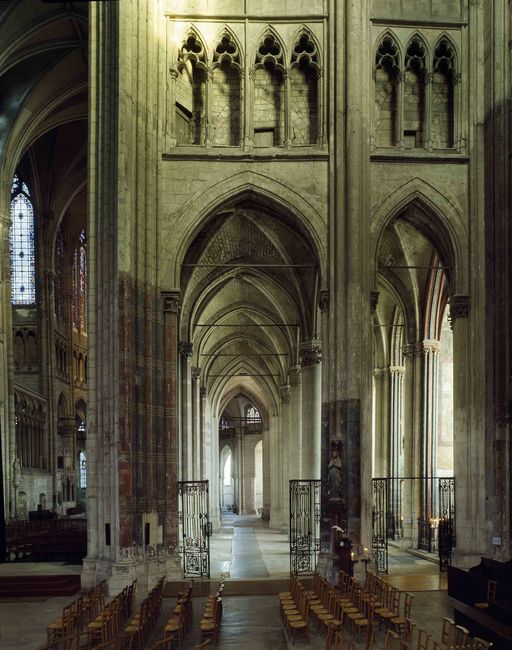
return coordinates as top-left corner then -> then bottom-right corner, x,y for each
453,601 -> 512,650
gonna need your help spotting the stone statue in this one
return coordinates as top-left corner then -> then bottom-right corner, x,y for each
12,457 -> 21,488
327,441 -> 343,502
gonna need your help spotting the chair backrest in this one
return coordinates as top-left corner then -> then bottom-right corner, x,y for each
404,592 -> 414,618
472,638 -> 493,650
384,629 -> 399,650
454,625 -> 469,650
441,617 -> 455,645
417,628 -> 431,650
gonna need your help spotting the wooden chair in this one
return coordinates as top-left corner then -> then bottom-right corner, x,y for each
441,617 -> 455,649
471,638 -> 493,650
194,642 -> 211,649
454,625 -> 469,650
200,596 -> 222,646
149,638 -> 180,650
474,580 -> 497,611
47,602 -> 77,645
384,630 -> 400,650
286,590 -> 309,645
353,600 -> 375,641
390,592 -> 414,635
417,629 -> 431,650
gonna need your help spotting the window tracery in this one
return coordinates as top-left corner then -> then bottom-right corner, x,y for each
10,174 -> 35,305
72,230 -> 87,332
374,34 -> 400,147
403,37 -> 427,148
212,32 -> 242,146
432,38 -> 455,148
290,31 -> 320,145
253,33 -> 285,146
176,30 -> 207,145
55,222 -> 65,322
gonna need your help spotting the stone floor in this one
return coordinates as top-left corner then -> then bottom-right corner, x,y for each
0,514 -> 458,649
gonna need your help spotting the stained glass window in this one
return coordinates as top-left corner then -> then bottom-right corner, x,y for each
72,229 -> 87,331
55,223 -> 65,321
246,405 -> 261,423
10,175 -> 35,304
79,450 -> 86,488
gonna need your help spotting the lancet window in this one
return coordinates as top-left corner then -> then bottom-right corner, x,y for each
176,31 -> 207,145
432,38 -> 456,148
10,174 -> 35,305
253,32 -> 286,147
374,34 -> 400,147
373,32 -> 458,151
290,31 -> 321,145
212,32 -> 242,146
55,222 -> 65,322
404,37 -> 427,148
72,229 -> 87,332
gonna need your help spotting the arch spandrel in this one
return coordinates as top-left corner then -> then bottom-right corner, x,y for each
161,170 -> 327,289
371,177 -> 468,295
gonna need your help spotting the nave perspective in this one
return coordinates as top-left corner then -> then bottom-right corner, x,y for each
0,0 -> 511,648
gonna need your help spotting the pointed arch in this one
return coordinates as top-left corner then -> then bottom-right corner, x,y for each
212,25 -> 243,71
252,25 -> 287,72
289,25 -> 321,71
371,178 -> 467,294
374,30 -> 401,148
165,170 -> 326,288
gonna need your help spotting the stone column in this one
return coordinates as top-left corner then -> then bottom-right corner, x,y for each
162,292 -> 180,549
421,341 -> 440,519
372,368 -> 389,478
389,365 -> 405,538
269,414 -> 282,528
208,405 -> 221,530
300,340 -> 322,480
261,425 -> 270,520
191,367 -> 201,479
288,366 -> 302,480
179,342 -> 193,480
280,385 -> 291,530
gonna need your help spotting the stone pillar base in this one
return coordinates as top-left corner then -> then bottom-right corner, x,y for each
82,552 -> 183,596
451,550 -> 486,570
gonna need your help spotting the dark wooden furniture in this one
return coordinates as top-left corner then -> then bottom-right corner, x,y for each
448,558 -> 512,649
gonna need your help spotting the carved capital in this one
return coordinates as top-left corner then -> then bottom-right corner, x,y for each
191,366 -> 201,380
389,365 -> 405,377
299,340 -> 322,367
178,341 -> 193,359
402,342 -> 423,359
319,289 -> 329,313
449,294 -> 469,329
162,291 -> 181,314
370,290 -> 380,314
169,67 -> 179,81
289,365 -> 302,387
280,384 -> 290,403
423,339 -> 440,355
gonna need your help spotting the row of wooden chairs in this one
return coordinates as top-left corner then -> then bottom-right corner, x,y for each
87,580 -> 137,647
47,580 -> 108,646
278,575 -> 310,645
199,580 -> 224,646
381,612 -> 493,650
364,570 -> 414,633
160,582 -> 194,646
123,577 -> 165,648
431,617 -> 493,650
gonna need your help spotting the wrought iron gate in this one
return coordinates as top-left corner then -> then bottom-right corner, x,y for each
289,479 -> 322,575
371,477 -> 455,574
372,478 -> 388,574
438,478 -> 455,571
178,480 -> 210,578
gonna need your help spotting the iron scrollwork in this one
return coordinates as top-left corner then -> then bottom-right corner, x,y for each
178,480 -> 210,578
289,479 -> 322,575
